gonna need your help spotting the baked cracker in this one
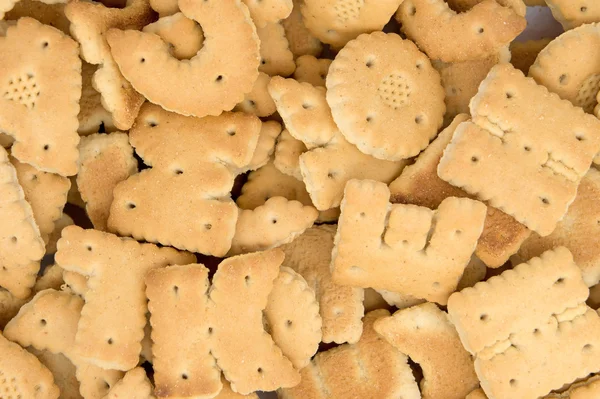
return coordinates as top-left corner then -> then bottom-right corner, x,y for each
280,225 -> 364,344
106,0 -> 260,119
389,114 -> 531,268
0,145 -> 45,299
149,0 -> 176,17
78,62 -> 115,136
279,309 -> 421,399
0,330 -> 60,399
34,264 -> 65,292
228,197 -> 318,256
108,104 -> 261,256
77,132 -> 137,231
142,12 -> 204,60
510,38 -> 551,75
518,169 -> 600,287
374,303 -> 480,399
241,0 -> 292,28
55,226 -> 195,370
332,179 -> 487,304
0,17 -> 80,176
545,375 -> 600,399
438,64 -> 600,236
244,120 -> 282,173
257,23 -> 296,77
301,0 -> 404,49
269,77 -> 407,210
0,288 -> 28,329
11,156 -> 70,245
546,0 -> 600,30
101,368 -> 156,399
264,266 -> 322,369
530,24 -> 600,113
146,264 -> 222,399
293,55 -> 331,87
234,72 -> 277,118
282,0 -> 322,58
62,271 -> 88,298
45,214 -> 74,255
207,249 -> 300,394
28,348 -> 82,399
274,129 -> 306,181
216,377 -> 259,399
327,32 -> 445,161
396,0 -> 526,62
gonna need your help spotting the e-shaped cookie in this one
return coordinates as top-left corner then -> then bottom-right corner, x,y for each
301,0 -> 405,49
0,145 -> 45,299
396,0 -> 526,63
282,0 -> 322,59
108,104 -> 261,256
0,331 -> 60,399
55,226 -> 195,371
0,18 -> 80,176
332,179 -> 487,304
106,0 -> 260,119
374,303 -> 479,399
448,247 -> 600,399
280,225 -> 364,344
546,0 -> 600,30
530,24 -> 600,113
77,132 -> 137,232
326,32 -> 445,161
269,77 -> 407,210
279,309 -> 421,399
438,64 -> 600,236
389,114 -> 531,267
518,169 -> 600,287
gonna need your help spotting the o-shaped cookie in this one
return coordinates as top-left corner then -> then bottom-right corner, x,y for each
529,24 -> 600,113
106,0 -> 260,118
326,32 -> 445,161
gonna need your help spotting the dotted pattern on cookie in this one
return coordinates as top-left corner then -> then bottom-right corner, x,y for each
334,0 -> 364,22
3,73 -> 40,109
0,371 -> 20,399
575,73 -> 600,112
378,73 -> 411,109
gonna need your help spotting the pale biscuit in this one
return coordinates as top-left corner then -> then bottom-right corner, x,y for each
332,179 -> 487,304
301,0 -> 405,49
446,0 -> 526,16
62,271 -> 88,298
293,55 -> 331,87
0,330 -> 60,399
0,288 -> 28,329
269,77 -> 407,210
518,169 -> 600,287
65,0 -> 153,130
280,225 -> 364,344
228,196 -> 318,256
279,309 -> 421,399
149,0 -> 176,17
4,0 -> 70,34
447,247 -> 588,354
234,72 -> 278,118
282,0 -> 322,58
530,24 -> 600,113
146,264 -> 222,398
374,303 -> 480,399
433,48 -> 510,126
28,348 -> 82,399
217,378 -> 259,399
0,18 -> 80,176
264,267 -> 322,369
236,161 -> 340,223
396,0 -> 526,63
389,114 -> 531,267
327,32 -> 446,161
438,64 -> 600,236
245,120 -> 282,172
546,0 -> 600,30
207,249 -> 300,394
34,264 -> 65,293
78,63 -> 115,136
510,38 -> 551,75
545,375 -> 600,399
77,132 -> 137,231
108,104 -> 261,256
0,145 -> 45,299
142,12 -> 204,60
106,0 -> 260,119
11,156 -> 70,245
274,129 -> 306,180
377,290 -> 425,310
55,226 -> 195,370
242,0 -> 293,28
101,368 -> 155,399
258,23 -> 296,77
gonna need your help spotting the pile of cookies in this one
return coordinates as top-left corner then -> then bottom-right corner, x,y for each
1,0 -> 600,398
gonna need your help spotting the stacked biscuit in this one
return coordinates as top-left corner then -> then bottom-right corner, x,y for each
1,0 -> 600,398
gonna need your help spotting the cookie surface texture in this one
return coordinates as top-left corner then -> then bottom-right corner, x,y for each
106,0 -> 260,118
546,0 -> 600,30
101,367 -> 156,399
332,179 -> 487,304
